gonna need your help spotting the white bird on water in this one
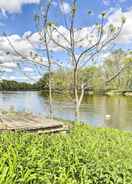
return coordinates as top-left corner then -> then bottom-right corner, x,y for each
105,114 -> 111,119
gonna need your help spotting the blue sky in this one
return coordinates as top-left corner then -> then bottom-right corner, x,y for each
0,0 -> 131,35
0,0 -> 131,83
0,4 -> 38,35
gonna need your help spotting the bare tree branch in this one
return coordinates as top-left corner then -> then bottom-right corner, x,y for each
105,62 -> 131,84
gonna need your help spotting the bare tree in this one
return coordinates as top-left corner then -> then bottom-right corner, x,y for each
34,0 -> 54,118
45,0 -> 125,120
3,0 -> 126,121
3,0 -> 56,119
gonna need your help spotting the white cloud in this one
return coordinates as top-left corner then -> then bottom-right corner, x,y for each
0,54 -> 21,63
101,52 -> 111,60
0,0 -> 40,13
102,0 -> 126,5
4,75 -> 32,81
0,32 -> 48,69
52,1 -> 58,7
8,76 -> 17,80
23,67 -> 33,72
0,8 -> 131,70
107,8 -> 132,44
23,31 -> 32,39
0,8 -> 7,17
0,34 -> 33,58
27,32 -> 40,45
102,0 -> 110,6
0,62 -> 17,68
0,76 -> 8,80
60,2 -> 71,14
0,68 -> 13,72
0,15 -> 124,61
31,75 -> 41,80
50,25 -> 103,51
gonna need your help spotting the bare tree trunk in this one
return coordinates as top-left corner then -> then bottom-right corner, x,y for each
73,67 -> 85,121
44,35 -> 53,119
73,67 -> 79,121
48,63 -> 53,119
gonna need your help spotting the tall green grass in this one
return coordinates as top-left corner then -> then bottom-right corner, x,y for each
0,124 -> 132,183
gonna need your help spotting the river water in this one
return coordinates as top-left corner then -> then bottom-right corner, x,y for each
0,91 -> 132,130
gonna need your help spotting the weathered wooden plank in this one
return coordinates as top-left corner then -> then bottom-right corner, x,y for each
0,112 -> 69,133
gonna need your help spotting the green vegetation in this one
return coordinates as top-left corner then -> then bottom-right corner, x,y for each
36,49 -> 132,94
0,49 -> 132,95
0,80 -> 35,91
0,124 -> 132,183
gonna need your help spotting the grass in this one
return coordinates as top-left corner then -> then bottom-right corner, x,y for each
0,124 -> 132,183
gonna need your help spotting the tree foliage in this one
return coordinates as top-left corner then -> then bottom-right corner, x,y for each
0,80 -> 35,91
36,49 -> 132,92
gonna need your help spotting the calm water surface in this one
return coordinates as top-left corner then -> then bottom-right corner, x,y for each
0,91 -> 132,130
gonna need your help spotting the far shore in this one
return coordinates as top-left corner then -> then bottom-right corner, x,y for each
0,89 -> 132,96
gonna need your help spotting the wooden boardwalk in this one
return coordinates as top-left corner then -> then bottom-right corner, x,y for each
0,112 -> 69,133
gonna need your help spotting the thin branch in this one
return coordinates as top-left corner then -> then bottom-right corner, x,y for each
75,26 -> 96,45
80,22 -> 124,68
59,0 -> 69,29
76,16 -> 105,65
17,63 -> 36,82
105,62 -> 131,84
51,25 -> 70,45
3,33 -> 49,68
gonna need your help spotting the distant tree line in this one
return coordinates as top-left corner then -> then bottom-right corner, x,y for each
36,49 -> 132,93
0,49 -> 131,92
0,80 -> 36,91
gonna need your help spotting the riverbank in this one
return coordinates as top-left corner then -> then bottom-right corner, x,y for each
105,90 -> 132,96
41,89 -> 132,96
0,123 -> 132,183
0,88 -> 132,96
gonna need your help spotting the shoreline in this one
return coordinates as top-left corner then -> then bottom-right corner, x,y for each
0,89 -> 132,96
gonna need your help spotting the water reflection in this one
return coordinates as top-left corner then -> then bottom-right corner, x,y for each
0,91 -> 132,130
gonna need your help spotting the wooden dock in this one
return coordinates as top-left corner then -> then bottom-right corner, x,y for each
0,112 -> 69,133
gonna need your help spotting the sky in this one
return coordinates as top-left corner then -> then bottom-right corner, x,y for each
0,0 -> 131,83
